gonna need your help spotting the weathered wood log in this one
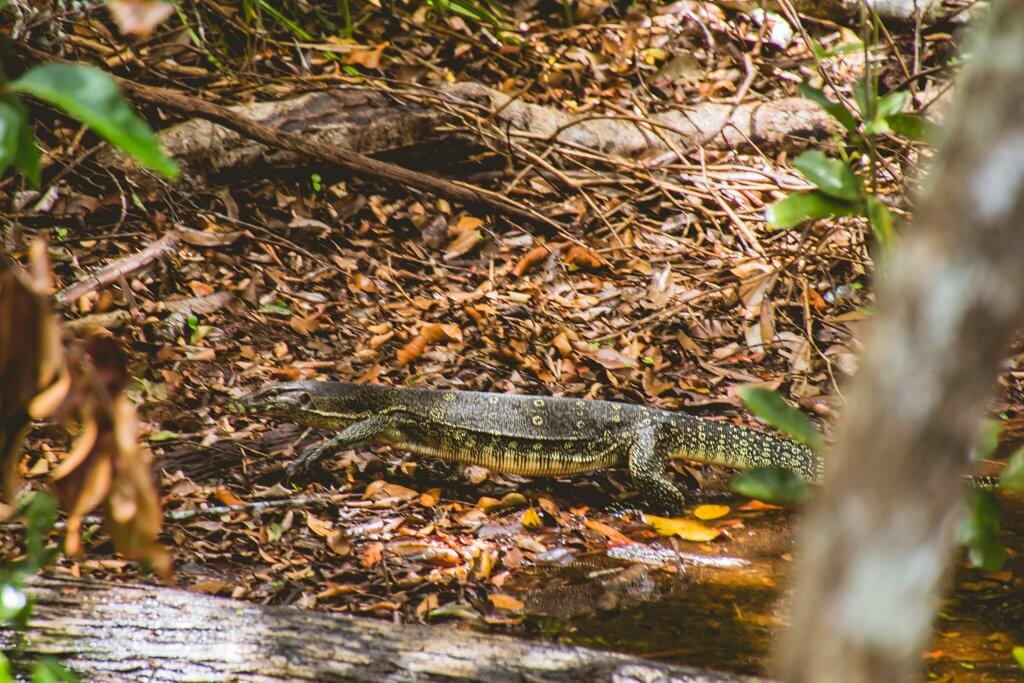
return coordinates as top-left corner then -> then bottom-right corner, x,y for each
4,574 -> 764,683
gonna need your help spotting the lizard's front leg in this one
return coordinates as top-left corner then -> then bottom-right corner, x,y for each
287,414 -> 399,480
627,427 -> 686,511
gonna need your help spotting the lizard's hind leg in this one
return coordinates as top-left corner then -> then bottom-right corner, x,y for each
627,428 -> 687,512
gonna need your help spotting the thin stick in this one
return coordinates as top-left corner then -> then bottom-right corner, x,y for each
55,229 -> 180,307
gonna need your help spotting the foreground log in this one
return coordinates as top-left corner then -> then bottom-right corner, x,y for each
4,574 -> 762,683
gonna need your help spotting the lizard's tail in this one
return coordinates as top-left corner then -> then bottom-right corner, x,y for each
677,418 -> 825,482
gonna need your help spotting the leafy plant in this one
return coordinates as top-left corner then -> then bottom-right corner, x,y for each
3,64 -> 179,185
766,29 -> 934,248
0,493 -> 79,683
427,0 -> 510,31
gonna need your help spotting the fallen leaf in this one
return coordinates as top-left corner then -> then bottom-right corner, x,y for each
214,486 -> 245,506
644,514 -> 722,542
693,504 -> 730,520
563,245 -> 605,270
514,244 -> 556,277
443,228 -> 483,261
488,593 -> 525,611
584,518 -> 635,545
521,507 -> 542,530
396,323 -> 463,366
420,487 -> 443,507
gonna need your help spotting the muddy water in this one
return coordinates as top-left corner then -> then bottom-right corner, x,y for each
509,495 -> 1024,681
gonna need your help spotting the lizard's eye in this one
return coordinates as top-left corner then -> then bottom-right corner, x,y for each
296,392 -> 312,407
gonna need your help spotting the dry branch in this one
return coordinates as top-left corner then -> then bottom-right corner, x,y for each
55,229 -> 180,307
111,78 -> 563,234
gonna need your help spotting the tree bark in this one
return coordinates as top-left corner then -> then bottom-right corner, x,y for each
779,2 -> 1024,682
4,574 -> 763,683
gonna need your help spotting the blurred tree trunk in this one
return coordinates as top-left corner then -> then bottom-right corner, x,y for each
779,2 -> 1024,682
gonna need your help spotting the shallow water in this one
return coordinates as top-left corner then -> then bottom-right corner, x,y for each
510,494 -> 1024,681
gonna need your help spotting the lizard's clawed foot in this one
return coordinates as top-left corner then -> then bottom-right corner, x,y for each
284,441 -> 333,483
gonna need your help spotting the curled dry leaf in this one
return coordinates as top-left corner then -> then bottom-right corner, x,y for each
563,245 -> 606,271
514,243 -> 560,277
0,246 -> 169,577
0,248 -> 63,501
396,322 -> 463,366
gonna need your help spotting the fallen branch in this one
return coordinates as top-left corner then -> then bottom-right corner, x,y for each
112,77 -> 564,234
55,229 -> 180,307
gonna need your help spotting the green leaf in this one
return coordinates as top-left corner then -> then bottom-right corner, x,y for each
1013,646 -> 1024,669
739,386 -> 824,451
973,419 -> 1003,461
11,64 -> 179,179
21,492 -> 58,573
875,90 -> 908,121
0,651 -> 12,683
798,82 -> 857,132
0,95 -> 41,187
865,196 -> 894,249
31,658 -> 78,683
258,301 -> 291,316
148,429 -> 181,443
766,190 -> 862,230
887,113 -> 937,144
792,150 -> 862,202
958,490 -> 1006,572
730,467 -> 811,506
999,448 -> 1024,491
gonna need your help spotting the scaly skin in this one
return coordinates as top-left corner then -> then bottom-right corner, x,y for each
231,381 -> 823,510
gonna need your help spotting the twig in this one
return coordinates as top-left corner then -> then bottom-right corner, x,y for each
55,229 -> 180,307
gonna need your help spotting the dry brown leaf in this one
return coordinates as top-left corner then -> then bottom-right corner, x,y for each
583,519 -> 635,545
419,487 -> 443,507
563,245 -> 606,270
214,486 -> 245,506
488,594 -> 525,611
513,244 -> 556,277
396,323 -> 463,366
443,228 -> 483,261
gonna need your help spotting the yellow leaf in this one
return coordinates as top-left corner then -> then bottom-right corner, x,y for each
643,514 -> 722,542
693,504 -> 730,521
488,593 -> 525,611
521,507 -> 542,530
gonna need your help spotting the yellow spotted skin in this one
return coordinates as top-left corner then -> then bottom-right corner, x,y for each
234,381 -> 823,510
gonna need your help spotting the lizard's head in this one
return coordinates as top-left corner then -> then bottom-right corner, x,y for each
229,381 -> 318,420
228,381 -> 361,428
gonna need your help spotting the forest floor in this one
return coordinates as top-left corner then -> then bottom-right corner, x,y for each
4,1 -> 1023,680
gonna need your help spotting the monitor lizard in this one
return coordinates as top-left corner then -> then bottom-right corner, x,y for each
230,381 -> 823,510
